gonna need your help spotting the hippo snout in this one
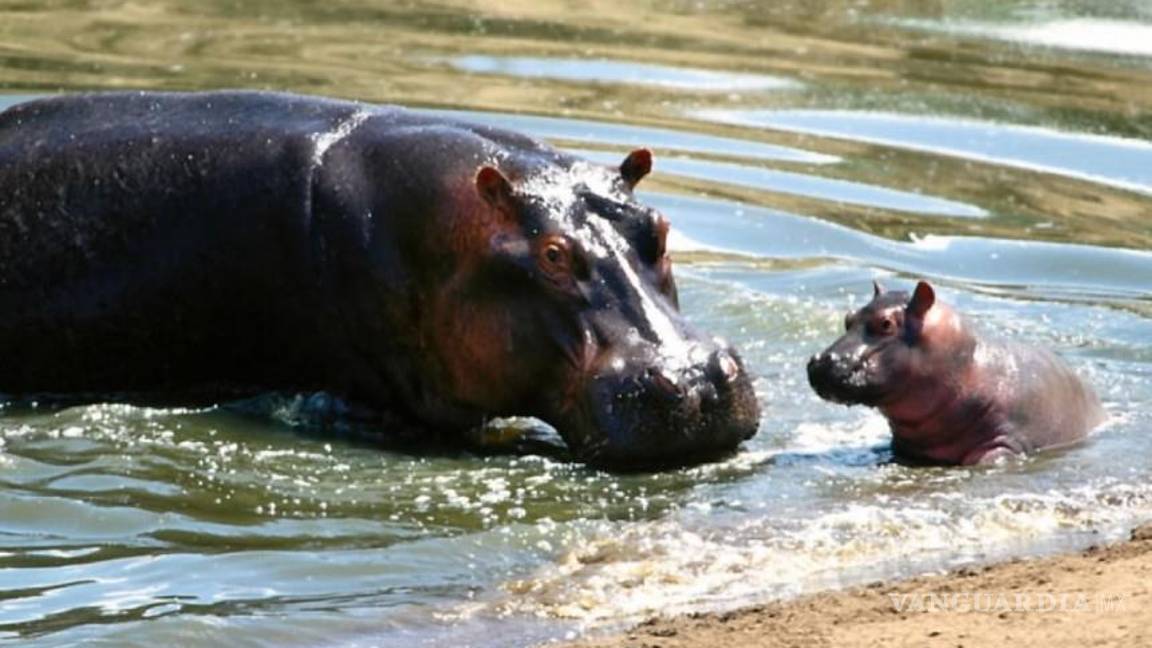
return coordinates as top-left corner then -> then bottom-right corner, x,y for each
807,350 -> 855,404
807,345 -> 885,406
567,346 -> 760,470
641,350 -> 741,404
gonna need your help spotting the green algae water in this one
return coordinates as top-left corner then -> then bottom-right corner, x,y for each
1,1 -> 1150,645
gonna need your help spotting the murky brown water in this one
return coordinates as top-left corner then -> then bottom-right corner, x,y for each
1,1 -> 1151,646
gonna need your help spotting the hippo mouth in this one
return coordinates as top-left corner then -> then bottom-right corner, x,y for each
553,349 -> 760,470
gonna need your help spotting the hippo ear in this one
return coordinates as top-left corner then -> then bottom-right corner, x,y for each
872,280 -> 885,298
907,281 -> 936,319
475,166 -> 515,212
620,148 -> 652,189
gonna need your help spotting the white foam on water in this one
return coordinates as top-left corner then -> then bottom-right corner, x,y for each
789,415 -> 890,454
483,478 -> 1152,626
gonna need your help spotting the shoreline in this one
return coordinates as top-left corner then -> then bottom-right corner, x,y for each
562,523 -> 1152,648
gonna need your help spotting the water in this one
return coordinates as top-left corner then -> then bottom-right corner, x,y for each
1,1 -> 1150,646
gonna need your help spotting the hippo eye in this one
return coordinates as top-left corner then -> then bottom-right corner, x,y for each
539,238 -> 572,277
879,318 -> 895,335
545,245 -> 562,264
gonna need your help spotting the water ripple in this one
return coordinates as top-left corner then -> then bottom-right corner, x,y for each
693,109 -> 1152,194
446,55 -> 801,91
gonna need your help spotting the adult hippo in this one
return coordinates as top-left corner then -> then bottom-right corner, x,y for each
0,91 -> 759,469
807,281 -> 1104,465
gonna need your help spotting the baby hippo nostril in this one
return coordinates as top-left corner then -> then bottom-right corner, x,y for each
808,352 -> 832,372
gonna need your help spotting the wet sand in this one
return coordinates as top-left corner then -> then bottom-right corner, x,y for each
566,523 -> 1152,648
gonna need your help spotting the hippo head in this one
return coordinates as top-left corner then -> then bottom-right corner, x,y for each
806,280 -> 972,408
437,149 -> 759,468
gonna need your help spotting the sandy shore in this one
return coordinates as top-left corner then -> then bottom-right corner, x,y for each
565,523 -> 1152,648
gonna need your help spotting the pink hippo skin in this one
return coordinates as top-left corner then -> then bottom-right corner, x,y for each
806,281 -> 1106,465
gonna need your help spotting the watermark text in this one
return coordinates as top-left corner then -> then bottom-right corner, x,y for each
888,591 -> 1125,614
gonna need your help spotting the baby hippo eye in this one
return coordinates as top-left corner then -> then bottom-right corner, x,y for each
879,318 -> 895,334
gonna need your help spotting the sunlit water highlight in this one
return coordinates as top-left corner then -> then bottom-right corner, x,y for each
448,56 -> 801,92
694,109 -> 1152,195
898,18 -> 1152,58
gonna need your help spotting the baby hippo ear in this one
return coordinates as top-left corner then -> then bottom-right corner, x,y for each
620,148 -> 652,189
475,166 -> 515,212
872,279 -> 885,298
907,280 -> 936,319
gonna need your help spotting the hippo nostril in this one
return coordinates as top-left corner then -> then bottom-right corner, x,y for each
718,353 -> 740,383
809,351 -> 837,370
707,350 -> 742,386
643,368 -> 683,403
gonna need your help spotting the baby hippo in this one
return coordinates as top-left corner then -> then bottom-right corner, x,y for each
807,281 -> 1105,465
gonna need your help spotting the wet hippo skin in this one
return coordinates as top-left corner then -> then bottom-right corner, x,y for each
0,90 -> 760,469
807,280 -> 1104,465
